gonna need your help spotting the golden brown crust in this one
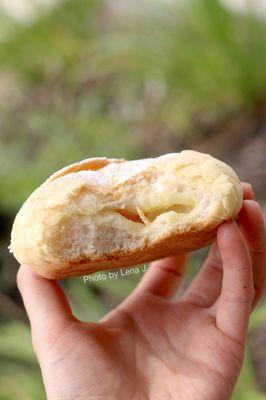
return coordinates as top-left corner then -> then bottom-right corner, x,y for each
38,222 -> 219,279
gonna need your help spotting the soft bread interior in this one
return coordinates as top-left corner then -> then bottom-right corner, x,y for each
46,153 -> 242,262
10,151 -> 243,271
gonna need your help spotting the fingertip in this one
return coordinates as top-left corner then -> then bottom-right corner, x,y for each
241,182 -> 254,200
217,220 -> 248,258
17,265 -> 32,292
217,220 -> 238,238
17,264 -> 74,338
238,200 -> 265,233
17,265 -> 46,292
239,199 -> 262,218
237,199 -> 266,252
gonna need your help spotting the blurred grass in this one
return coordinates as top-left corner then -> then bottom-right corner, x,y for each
233,350 -> 266,400
0,0 -> 266,211
0,0 -> 266,399
0,322 -> 45,400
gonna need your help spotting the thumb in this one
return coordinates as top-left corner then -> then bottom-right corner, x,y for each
17,265 -> 74,357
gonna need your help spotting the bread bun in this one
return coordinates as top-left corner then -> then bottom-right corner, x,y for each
10,151 -> 243,279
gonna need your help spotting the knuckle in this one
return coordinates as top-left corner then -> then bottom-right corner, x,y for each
185,290 -> 209,307
32,328 -> 55,356
210,258 -> 222,273
248,199 -> 260,209
224,286 -> 255,304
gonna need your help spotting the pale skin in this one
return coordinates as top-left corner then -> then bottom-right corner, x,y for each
17,183 -> 266,400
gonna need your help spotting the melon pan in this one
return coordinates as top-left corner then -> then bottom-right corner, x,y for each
9,150 -> 243,279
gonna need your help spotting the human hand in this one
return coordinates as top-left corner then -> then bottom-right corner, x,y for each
17,183 -> 266,400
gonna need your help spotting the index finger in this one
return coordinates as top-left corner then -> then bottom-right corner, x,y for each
126,253 -> 188,302
216,222 -> 254,343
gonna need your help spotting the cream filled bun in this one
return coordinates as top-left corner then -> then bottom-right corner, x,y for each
10,151 -> 243,279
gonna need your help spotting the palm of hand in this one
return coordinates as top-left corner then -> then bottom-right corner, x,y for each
40,290 -> 242,400
18,197 -> 265,400
37,288 -> 243,400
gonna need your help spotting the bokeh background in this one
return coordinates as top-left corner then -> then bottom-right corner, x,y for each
0,0 -> 266,398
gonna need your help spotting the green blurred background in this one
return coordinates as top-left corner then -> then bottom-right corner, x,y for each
0,0 -> 266,398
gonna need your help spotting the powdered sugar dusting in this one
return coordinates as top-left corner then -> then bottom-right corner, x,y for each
59,153 -> 181,188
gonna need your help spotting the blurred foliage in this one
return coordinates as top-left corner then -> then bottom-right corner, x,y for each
0,322 -> 45,400
0,0 -> 266,211
0,0 -> 266,399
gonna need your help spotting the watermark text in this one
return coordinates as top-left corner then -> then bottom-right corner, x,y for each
83,265 -> 148,283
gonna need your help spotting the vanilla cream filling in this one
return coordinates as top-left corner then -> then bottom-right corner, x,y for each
86,167 -> 240,237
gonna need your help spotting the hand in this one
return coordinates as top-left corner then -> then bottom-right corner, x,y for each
17,183 -> 266,400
